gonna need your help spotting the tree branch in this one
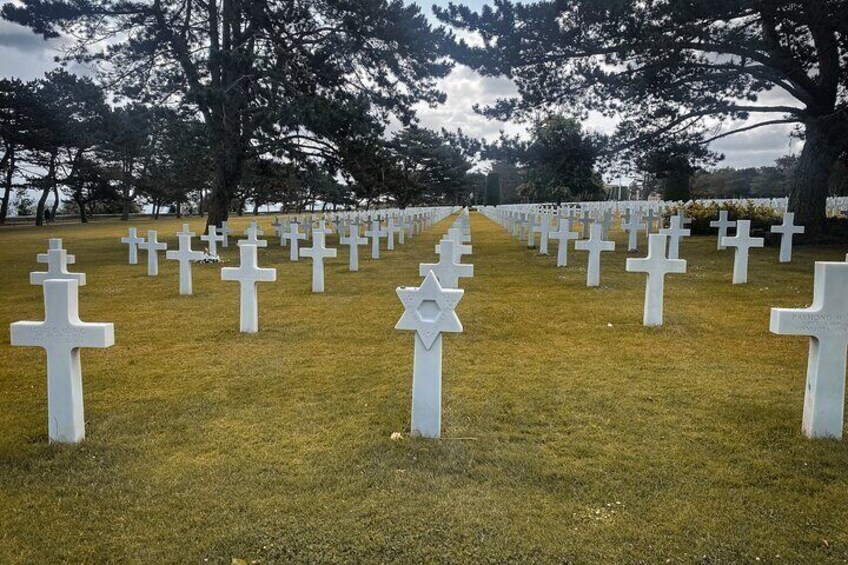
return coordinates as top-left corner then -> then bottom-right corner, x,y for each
700,119 -> 799,144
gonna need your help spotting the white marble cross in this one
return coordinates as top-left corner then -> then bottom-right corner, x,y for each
166,233 -> 205,295
420,239 -> 474,289
721,219 -> 764,284
770,261 -> 848,438
38,238 -> 75,265
659,214 -> 690,260
271,217 -> 283,242
396,271 -> 464,439
550,217 -> 579,267
315,219 -> 331,238
387,217 -> 402,251
533,213 -> 553,255
580,210 -> 594,239
526,213 -> 537,248
220,221 -> 231,248
511,213 -> 522,238
31,241 -> 86,287
710,210 -> 736,250
399,215 -> 411,244
622,209 -> 645,252
137,230 -> 167,276
574,224 -> 615,286
300,230 -> 337,293
200,225 -> 224,256
304,216 -> 314,240
600,209 -> 613,239
770,212 -> 805,263
340,222 -> 368,272
221,244 -> 277,333
519,214 -> 531,242
626,234 -> 686,326
120,228 -> 144,265
645,209 -> 658,234
275,218 -> 291,246
436,229 -> 472,263
566,208 -> 578,231
239,223 -> 268,248
365,219 -> 386,259
283,221 -> 306,261
245,220 -> 264,237
178,223 -> 195,238
10,279 -> 114,443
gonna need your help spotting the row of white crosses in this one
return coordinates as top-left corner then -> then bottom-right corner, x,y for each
483,205 -> 798,326
121,208 -> 457,331
8,209 -> 450,444
484,207 -> 685,326
486,200 -> 848,441
396,210 -> 474,439
9,207 -> 456,444
124,208 -> 445,278
11,239 -> 114,444
489,201 -> 810,287
487,208 -> 621,286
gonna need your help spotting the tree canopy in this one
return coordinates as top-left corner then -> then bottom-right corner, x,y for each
3,0 -> 454,225
437,0 -> 848,235
485,114 -> 606,204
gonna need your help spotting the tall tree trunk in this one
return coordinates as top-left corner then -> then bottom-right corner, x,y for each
789,116 -> 848,240
120,181 -> 132,220
35,187 -> 49,226
35,150 -> 57,226
205,124 -> 244,228
76,194 -> 88,223
1,145 -> 13,224
51,185 -> 60,219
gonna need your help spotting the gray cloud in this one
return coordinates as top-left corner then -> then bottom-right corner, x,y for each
0,21 -> 63,80
712,122 -> 802,168
0,20 -> 52,52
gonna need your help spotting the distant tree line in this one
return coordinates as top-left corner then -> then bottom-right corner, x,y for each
0,73 -> 480,225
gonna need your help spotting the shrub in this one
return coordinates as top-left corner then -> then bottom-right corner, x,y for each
663,200 -> 782,236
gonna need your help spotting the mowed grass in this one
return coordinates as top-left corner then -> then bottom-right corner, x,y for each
1,212 -> 847,563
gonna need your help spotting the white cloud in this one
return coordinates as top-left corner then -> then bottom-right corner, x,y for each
414,64 -> 525,141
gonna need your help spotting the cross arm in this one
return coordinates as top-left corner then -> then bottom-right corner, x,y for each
10,321 -> 114,349
770,307 -> 821,338
419,263 -> 438,277
10,321 -> 47,348
78,323 -> 115,348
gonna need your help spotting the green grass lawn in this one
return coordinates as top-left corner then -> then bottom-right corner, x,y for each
1,212 -> 847,563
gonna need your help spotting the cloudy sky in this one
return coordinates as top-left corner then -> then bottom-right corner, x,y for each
0,0 -> 803,172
